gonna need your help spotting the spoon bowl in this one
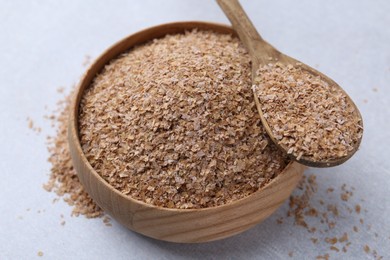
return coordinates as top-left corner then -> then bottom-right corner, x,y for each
217,0 -> 363,167
68,21 -> 305,243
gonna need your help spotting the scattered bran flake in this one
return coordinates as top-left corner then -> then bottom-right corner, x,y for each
288,251 -> 293,257
283,174 -> 381,257
28,117 -> 34,129
330,246 -> 340,252
355,204 -> 361,214
340,192 -> 350,201
343,242 -> 352,253
309,227 -> 317,233
353,226 -> 358,232
339,233 -> 348,243
372,87 -> 378,92
328,222 -> 336,229
316,254 -> 329,260
325,237 -> 338,245
364,245 -> 371,253
327,204 -> 339,217
38,251 -> 43,257
326,188 -> 334,193
373,250 -> 383,260
44,90 -> 103,218
287,175 -> 317,229
305,207 -> 318,217
57,87 -> 65,93
27,117 -> 42,134
78,30 -> 289,209
61,220 -> 66,226
253,63 -> 363,163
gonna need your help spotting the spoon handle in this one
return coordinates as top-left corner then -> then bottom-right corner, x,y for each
216,0 -> 282,65
216,0 -> 265,57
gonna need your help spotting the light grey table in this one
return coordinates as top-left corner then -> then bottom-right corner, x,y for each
1,0 -> 389,259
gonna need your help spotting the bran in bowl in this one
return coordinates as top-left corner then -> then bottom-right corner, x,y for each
78,29 -> 289,209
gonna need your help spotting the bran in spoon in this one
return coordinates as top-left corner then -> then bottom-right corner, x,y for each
253,63 -> 363,163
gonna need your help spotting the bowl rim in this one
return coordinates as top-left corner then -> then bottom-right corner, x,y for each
68,20 -> 302,214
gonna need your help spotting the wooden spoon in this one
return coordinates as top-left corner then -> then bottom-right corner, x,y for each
216,0 -> 363,167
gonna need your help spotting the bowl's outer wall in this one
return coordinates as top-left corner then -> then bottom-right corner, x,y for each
68,21 -> 306,243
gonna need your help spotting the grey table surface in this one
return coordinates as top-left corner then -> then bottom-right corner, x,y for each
1,0 -> 389,259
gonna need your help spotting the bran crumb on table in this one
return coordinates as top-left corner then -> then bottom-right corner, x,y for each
44,91 -> 103,218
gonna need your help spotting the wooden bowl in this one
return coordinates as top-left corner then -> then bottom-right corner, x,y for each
68,21 -> 306,243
